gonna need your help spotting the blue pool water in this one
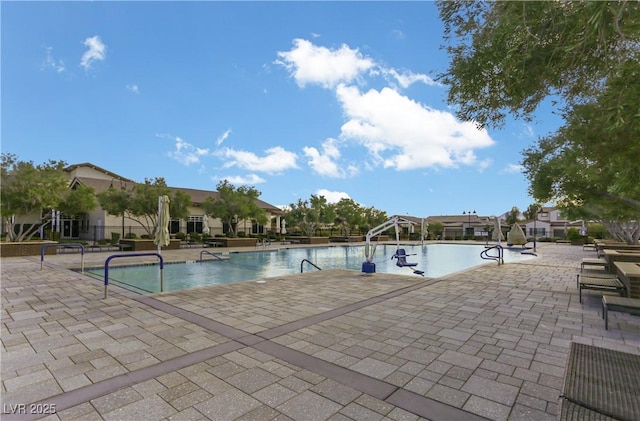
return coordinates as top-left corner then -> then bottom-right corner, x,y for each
84,244 -> 534,294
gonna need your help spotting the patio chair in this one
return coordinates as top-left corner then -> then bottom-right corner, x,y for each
602,296 -> 640,330
558,342 -> 640,421
576,274 -> 626,303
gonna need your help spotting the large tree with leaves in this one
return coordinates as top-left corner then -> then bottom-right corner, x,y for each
286,195 -> 336,238
437,1 -> 640,242
1,154 -> 97,241
201,180 -> 268,237
97,177 -> 191,237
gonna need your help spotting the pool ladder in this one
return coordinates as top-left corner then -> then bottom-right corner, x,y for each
199,250 -> 225,263
300,259 -> 322,273
481,245 -> 504,265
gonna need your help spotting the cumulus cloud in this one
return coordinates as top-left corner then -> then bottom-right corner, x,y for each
161,135 -> 210,165
41,47 -> 65,73
221,174 -> 266,185
217,146 -> 298,174
315,189 -> 351,204
80,35 -> 106,70
302,138 -> 352,178
336,84 -> 494,170
275,39 -> 375,89
126,84 -> 139,94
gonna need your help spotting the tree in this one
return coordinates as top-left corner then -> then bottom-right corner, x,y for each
505,207 -> 520,226
1,154 -> 96,241
286,195 -> 335,238
201,180 -> 268,237
428,221 -> 444,240
333,198 -> 366,236
97,177 -> 191,237
437,1 -> 639,129
523,203 -> 542,221
437,1 -> 640,242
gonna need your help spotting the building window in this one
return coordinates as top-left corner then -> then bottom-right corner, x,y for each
252,221 -> 265,235
187,216 -> 203,234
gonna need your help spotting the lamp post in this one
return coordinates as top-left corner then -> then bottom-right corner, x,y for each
533,214 -> 537,253
462,210 -> 476,238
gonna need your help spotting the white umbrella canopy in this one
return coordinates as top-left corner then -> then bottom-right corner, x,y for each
492,218 -> 504,242
202,215 -> 210,235
154,195 -> 171,254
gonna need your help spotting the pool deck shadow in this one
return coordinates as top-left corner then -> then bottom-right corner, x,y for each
2,242 -> 640,421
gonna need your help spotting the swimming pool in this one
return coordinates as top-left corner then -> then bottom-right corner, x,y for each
83,244 -> 535,294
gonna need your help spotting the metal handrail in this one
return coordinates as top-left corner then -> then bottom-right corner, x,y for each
41,244 -> 85,271
481,245 -> 504,265
199,250 -> 225,263
300,259 -> 322,273
104,253 -> 164,298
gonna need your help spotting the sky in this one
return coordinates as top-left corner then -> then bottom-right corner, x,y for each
1,1 -> 563,218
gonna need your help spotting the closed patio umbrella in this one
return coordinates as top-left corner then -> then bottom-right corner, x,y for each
154,195 -> 171,254
281,219 -> 287,235
492,218 -> 504,244
202,214 -> 210,235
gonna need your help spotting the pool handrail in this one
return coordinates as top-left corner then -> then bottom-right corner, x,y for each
41,243 -> 85,271
300,259 -> 322,273
104,253 -> 164,299
481,244 -> 504,265
199,250 -> 225,263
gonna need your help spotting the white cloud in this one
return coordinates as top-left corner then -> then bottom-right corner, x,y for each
41,47 -> 65,73
217,146 -> 298,174
80,35 -> 106,70
303,138 -> 355,178
381,68 -> 438,88
221,174 -> 266,185
502,163 -> 524,174
163,135 -> 210,165
216,129 -> 231,146
315,189 -> 351,204
336,84 -> 494,170
126,84 -> 139,94
275,39 -> 374,89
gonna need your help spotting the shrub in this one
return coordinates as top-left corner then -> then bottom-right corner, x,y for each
175,232 -> 186,241
124,232 -> 137,239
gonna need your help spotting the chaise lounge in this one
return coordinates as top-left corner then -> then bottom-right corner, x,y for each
576,274 -> 626,303
558,342 -> 640,421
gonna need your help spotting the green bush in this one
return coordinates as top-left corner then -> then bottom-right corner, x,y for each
110,232 -> 120,245
188,232 -> 202,242
124,232 -> 137,239
175,232 -> 186,241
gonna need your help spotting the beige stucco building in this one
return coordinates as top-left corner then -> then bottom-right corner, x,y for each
60,163 -> 284,242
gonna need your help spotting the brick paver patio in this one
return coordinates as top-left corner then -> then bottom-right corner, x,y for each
2,242 -> 639,420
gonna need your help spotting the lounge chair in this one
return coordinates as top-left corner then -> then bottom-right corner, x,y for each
580,257 -> 608,272
576,274 -> 626,303
602,296 -> 640,330
558,342 -> 640,421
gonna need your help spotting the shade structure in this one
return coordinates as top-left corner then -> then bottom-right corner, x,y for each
202,214 -> 210,235
507,223 -> 527,245
154,195 -> 171,254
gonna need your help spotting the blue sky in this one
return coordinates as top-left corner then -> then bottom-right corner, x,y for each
2,2 -> 562,218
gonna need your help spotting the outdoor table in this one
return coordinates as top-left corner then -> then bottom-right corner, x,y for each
614,262 -> 640,299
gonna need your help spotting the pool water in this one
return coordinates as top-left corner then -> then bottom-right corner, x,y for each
84,244 -> 534,294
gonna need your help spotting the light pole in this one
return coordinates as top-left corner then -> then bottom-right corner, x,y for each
462,210 -> 476,238
533,214 -> 537,253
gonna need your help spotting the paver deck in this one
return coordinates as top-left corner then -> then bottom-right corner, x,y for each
2,242 -> 640,420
